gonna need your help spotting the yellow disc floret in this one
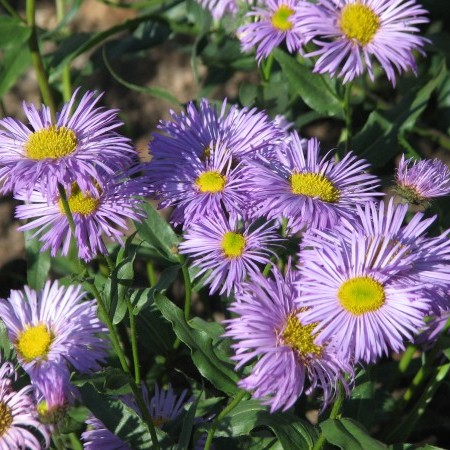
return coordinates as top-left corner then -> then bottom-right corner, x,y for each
290,172 -> 340,203
195,171 -> 226,193
271,5 -> 294,31
25,126 -> 78,160
339,2 -> 380,46
221,231 -> 246,258
338,276 -> 385,315
282,313 -> 322,357
16,324 -> 53,362
58,184 -> 99,216
0,402 -> 13,437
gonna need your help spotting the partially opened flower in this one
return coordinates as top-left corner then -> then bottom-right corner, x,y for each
225,266 -> 352,412
238,0 -> 306,64
298,232 -> 430,363
395,155 -> 450,204
0,89 -> 137,198
198,0 -> 238,19
0,360 -> 50,449
15,170 -> 148,261
0,281 -> 109,396
179,212 -> 280,295
81,384 -> 189,449
249,132 -> 380,232
296,0 -> 429,84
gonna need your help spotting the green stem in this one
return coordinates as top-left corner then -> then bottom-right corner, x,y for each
146,261 -> 157,286
127,297 -> 141,385
260,53 -> 274,83
26,0 -> 57,120
343,82 -> 353,154
180,256 -> 192,321
204,390 -> 247,450
312,381 -> 345,450
58,184 -> 160,449
68,432 -> 83,450
55,0 -> 72,101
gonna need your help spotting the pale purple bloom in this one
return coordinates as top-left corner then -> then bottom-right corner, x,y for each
415,308 -> 450,347
179,212 -> 280,295
14,171 -> 148,261
199,0 -> 238,19
225,266 -> 352,412
148,140 -> 254,227
296,0 -> 429,85
396,155 -> 450,203
249,131 -> 380,232
149,98 -> 283,163
0,360 -> 50,450
298,231 -> 431,363
238,0 -> 306,64
0,281 -> 109,397
0,89 -> 137,198
82,384 -> 189,449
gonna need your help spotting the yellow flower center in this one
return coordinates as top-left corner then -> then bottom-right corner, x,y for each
0,402 -> 12,437
58,184 -> 100,216
221,231 -> 246,258
25,126 -> 78,160
338,276 -> 385,315
290,172 -> 340,203
195,171 -> 226,193
282,313 -> 322,357
16,324 -> 53,362
271,5 -> 294,31
339,2 -> 380,46
37,400 -> 66,425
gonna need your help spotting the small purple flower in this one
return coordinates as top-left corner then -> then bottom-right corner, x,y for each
81,384 -> 189,449
238,0 -> 306,64
296,0 -> 429,85
148,140 -> 254,227
0,281 -> 109,397
298,231 -> 431,363
14,170 -> 148,261
0,360 -> 50,449
0,89 -> 137,198
249,131 -> 380,232
179,212 -> 280,295
225,266 -> 352,412
198,0 -> 238,19
395,155 -> 450,204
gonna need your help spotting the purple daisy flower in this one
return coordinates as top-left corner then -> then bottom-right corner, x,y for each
298,231 -> 431,363
225,265 -> 352,412
179,212 -> 280,295
296,0 -> 429,85
149,140 -> 254,227
395,155 -> 450,204
249,131 -> 380,232
82,384 -> 189,449
14,170 -> 148,261
149,98 -> 284,164
0,360 -> 50,449
0,281 -> 109,397
198,0 -> 238,19
0,89 -> 137,198
238,0 -> 306,64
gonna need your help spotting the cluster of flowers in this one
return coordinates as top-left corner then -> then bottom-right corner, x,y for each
0,92 -> 194,447
0,89 -> 149,261
147,97 -> 450,412
199,0 -> 429,85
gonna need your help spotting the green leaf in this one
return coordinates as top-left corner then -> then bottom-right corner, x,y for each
320,418 -> 387,450
273,48 -> 344,119
0,44 -> 31,98
0,16 -> 30,48
155,294 -> 239,395
135,202 -> 179,263
78,383 -> 164,449
177,395 -> 200,450
213,400 -> 318,449
24,230 -> 51,290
